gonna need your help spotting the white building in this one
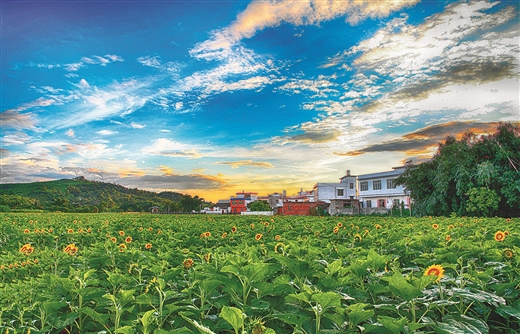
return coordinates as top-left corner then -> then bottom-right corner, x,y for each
357,166 -> 410,212
314,170 -> 360,215
314,170 -> 357,203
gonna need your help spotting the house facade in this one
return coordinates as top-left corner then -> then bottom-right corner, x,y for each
229,197 -> 247,213
313,170 -> 359,215
357,166 -> 410,213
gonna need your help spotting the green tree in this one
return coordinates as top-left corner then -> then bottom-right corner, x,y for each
249,200 -> 272,211
466,187 -> 500,217
396,123 -> 520,217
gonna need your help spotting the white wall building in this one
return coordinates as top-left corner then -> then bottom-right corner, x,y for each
314,170 -> 357,203
357,166 -> 410,211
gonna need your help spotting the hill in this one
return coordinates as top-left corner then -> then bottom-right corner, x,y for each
0,177 -> 203,213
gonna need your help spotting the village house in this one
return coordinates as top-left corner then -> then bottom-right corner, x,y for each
314,170 -> 359,215
229,191 -> 258,214
357,165 -> 410,214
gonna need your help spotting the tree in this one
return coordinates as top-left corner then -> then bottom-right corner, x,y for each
249,200 -> 272,212
396,122 -> 520,217
466,187 -> 500,217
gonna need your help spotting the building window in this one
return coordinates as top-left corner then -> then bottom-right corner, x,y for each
387,179 -> 396,189
393,199 -> 400,207
366,200 -> 372,208
378,199 -> 385,207
337,189 -> 344,197
373,180 -> 382,190
360,181 -> 368,191
350,183 -> 354,189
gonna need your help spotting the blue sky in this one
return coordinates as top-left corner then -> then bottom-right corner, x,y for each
1,0 -> 519,202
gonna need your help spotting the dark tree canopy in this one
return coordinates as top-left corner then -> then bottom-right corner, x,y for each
395,123 -> 520,217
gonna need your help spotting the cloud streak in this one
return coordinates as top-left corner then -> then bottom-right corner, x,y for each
216,160 -> 274,169
334,121 -> 505,156
191,0 -> 419,58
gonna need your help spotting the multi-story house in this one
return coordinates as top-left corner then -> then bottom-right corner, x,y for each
229,191 -> 258,213
357,165 -> 410,213
313,170 -> 359,215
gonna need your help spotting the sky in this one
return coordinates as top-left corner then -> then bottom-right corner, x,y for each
1,0 -> 519,202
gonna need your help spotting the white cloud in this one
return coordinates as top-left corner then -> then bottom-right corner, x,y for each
96,130 -> 117,136
190,0 -> 419,59
130,122 -> 146,129
65,128 -> 75,137
141,138 -> 203,159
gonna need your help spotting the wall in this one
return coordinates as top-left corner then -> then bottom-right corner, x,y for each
282,202 -> 318,215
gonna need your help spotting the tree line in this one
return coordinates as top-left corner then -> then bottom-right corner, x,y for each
396,122 -> 520,217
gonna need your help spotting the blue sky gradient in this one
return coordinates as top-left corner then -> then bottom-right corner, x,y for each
1,0 -> 519,201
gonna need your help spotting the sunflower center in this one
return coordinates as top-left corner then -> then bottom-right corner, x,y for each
428,268 -> 440,276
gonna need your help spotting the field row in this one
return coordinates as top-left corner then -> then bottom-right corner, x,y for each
0,213 -> 518,333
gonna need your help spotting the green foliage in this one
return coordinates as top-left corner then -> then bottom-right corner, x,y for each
249,200 -> 272,212
0,178 -> 199,213
1,213 -> 517,333
396,123 -> 520,217
466,187 -> 500,217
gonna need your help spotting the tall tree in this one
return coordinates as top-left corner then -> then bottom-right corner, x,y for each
396,123 -> 520,217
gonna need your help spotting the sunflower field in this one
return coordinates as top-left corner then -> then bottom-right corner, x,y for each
0,213 -> 518,334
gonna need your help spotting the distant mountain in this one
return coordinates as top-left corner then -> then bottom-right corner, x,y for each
0,177 -> 194,213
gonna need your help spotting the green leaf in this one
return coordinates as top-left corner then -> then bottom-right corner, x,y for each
377,316 -> 407,333
433,314 -> 489,334
346,303 -> 374,327
181,314 -> 217,334
450,287 -> 505,306
273,254 -> 313,280
81,307 -> 110,325
496,305 -> 520,320
387,273 -> 422,302
270,312 -> 311,327
311,291 -> 341,311
115,326 -> 134,334
286,292 -> 311,304
219,306 -> 244,334
326,259 -> 343,275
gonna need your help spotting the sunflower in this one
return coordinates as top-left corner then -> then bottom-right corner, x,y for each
110,237 -> 117,243
494,231 -> 506,242
506,218 -> 511,222
274,242 -> 284,254
183,258 -> 194,269
231,226 -> 237,233
275,235 -> 281,241
337,222 -> 343,228
333,226 -> 339,234
20,244 -> 34,255
64,244 -> 78,256
125,236 -> 132,243
424,264 -> 445,282
375,224 -> 382,229
503,249 -> 514,259
23,229 -> 30,234
445,235 -> 451,241
67,229 -> 74,234
250,223 -> 255,229
145,243 -> 152,249
432,224 -> 439,230
119,230 -> 125,236
448,224 -> 454,229
221,232 -> 227,238
354,234 -> 362,242
204,231 -> 211,237
255,233 -> 263,241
